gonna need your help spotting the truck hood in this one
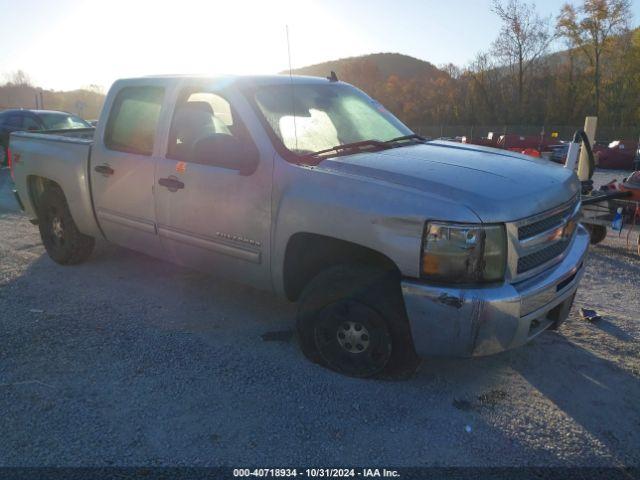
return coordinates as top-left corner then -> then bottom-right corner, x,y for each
314,141 -> 580,222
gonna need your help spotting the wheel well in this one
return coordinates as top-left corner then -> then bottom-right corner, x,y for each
283,233 -> 399,301
27,175 -> 62,218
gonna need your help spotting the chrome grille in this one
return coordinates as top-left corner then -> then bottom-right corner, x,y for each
518,204 -> 575,240
517,239 -> 571,274
507,196 -> 580,281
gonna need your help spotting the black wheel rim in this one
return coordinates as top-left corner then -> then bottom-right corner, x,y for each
313,300 -> 392,377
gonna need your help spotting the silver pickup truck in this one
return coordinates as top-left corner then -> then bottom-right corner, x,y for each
10,75 -> 589,377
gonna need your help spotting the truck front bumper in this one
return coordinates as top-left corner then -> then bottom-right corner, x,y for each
401,224 -> 590,357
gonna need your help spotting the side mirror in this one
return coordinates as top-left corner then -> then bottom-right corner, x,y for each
192,134 -> 259,176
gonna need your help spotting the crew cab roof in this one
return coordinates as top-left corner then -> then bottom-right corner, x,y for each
121,74 -> 341,88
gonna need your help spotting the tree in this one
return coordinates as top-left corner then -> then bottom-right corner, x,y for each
600,30 -> 640,126
491,0 -> 552,119
4,70 -> 32,87
467,52 -> 504,124
557,0 -> 631,116
84,84 -> 105,94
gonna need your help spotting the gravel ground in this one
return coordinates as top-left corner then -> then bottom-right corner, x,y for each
0,167 -> 639,467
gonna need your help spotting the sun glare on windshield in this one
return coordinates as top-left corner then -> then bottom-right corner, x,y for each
254,83 -> 412,155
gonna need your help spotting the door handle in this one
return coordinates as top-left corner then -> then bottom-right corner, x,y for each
94,164 -> 114,176
158,176 -> 185,192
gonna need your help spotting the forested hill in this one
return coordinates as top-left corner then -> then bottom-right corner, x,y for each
289,52 -> 456,130
291,52 -> 448,82
286,30 -> 640,134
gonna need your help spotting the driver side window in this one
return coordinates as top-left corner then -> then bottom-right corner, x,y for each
167,90 -> 242,164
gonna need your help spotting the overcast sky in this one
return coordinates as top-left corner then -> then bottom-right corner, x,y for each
1,0 -> 638,91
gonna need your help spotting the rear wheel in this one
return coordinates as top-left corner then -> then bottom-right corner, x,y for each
37,185 -> 95,264
297,265 -> 419,378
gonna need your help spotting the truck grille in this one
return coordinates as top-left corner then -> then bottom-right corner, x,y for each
517,239 -> 571,274
518,204 -> 575,240
509,196 -> 580,280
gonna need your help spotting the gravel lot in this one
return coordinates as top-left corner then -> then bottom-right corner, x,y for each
0,167 -> 639,467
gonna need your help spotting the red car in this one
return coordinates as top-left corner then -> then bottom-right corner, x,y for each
594,139 -> 639,170
496,134 -> 555,151
461,133 -> 498,148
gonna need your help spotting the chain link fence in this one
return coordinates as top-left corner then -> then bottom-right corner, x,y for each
412,125 -> 640,144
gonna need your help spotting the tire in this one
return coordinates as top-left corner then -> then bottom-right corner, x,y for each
37,185 -> 95,265
296,265 -> 419,378
584,223 -> 607,245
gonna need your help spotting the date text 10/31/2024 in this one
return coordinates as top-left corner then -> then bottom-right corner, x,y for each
233,468 -> 400,477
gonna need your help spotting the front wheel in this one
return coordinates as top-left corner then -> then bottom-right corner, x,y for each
37,185 -> 95,264
296,265 -> 419,378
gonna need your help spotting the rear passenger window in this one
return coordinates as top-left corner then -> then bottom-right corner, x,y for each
105,87 -> 164,156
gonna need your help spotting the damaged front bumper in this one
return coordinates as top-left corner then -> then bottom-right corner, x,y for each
401,224 -> 590,357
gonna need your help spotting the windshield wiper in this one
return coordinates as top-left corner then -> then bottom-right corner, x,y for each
383,134 -> 428,144
305,135 -> 427,160
307,139 -> 392,158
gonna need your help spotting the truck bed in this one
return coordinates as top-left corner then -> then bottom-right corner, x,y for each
10,128 -> 102,238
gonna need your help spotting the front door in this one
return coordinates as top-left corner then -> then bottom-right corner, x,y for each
154,84 -> 273,289
91,85 -> 166,256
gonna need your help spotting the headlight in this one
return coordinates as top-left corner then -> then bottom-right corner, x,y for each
422,222 -> 506,283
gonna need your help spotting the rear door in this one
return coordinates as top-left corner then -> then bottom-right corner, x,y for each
90,84 -> 167,256
154,82 -> 273,289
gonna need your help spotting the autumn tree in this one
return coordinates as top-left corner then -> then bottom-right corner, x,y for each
600,29 -> 640,126
466,52 -> 504,124
491,0 -> 553,119
557,0 -> 631,117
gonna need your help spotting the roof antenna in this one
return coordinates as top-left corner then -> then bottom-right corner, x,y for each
286,25 -> 298,151
327,71 -> 338,82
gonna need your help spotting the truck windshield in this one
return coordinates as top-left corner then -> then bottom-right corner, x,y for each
252,83 -> 412,157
